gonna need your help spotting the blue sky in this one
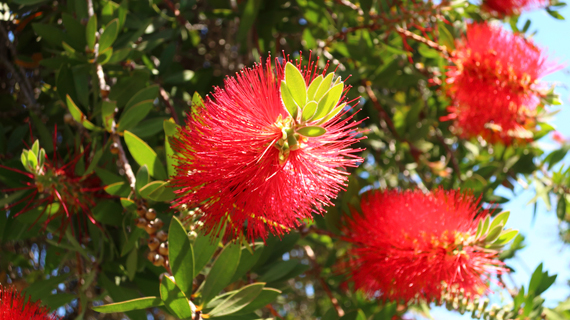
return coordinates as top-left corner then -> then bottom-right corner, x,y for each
428,5 -> 570,319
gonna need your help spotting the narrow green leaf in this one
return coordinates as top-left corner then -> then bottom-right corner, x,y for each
201,243 -> 241,303
258,260 -> 298,283
83,141 -> 106,177
104,181 -> 130,197
139,181 -> 175,202
230,244 -> 265,283
484,224 -> 503,244
135,165 -> 149,194
494,229 -> 518,245
317,102 -> 346,125
236,0 -> 262,45
437,22 -> 455,50
124,131 -> 167,179
284,62 -> 306,107
169,217 -> 195,298
117,100 -> 154,132
124,85 -> 160,111
97,47 -> 114,65
313,73 -> 334,102
297,126 -> 326,137
340,309 -> 367,320
66,95 -> 98,131
120,198 -> 137,211
233,288 -> 281,315
164,119 -> 180,178
98,274 -> 147,319
99,19 -> 119,51
101,100 -> 117,132
160,275 -> 194,319
313,83 -> 344,121
0,190 -> 27,207
307,75 -> 323,101
92,297 -> 164,313
280,81 -> 299,119
86,14 -> 97,51
126,247 -> 137,281
557,194 -> 566,220
62,13 -> 86,50
193,231 -> 221,278
301,101 -> 318,122
108,47 -> 131,64
490,211 -> 510,230
208,283 -> 265,317
32,23 -> 65,48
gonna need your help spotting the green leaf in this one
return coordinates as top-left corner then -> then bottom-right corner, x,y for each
124,85 -> 160,111
117,100 -> 154,132
437,21 -> 455,50
108,47 -> 131,64
490,211 -> 510,230
135,165 -> 150,194
233,288 -> 281,315
547,7 -> 565,19
99,274 -> 147,319
495,229 -> 518,245
236,0 -> 262,45
301,101 -> 318,122
201,243 -> 241,303
86,14 -> 97,51
313,73 -> 334,102
163,70 -> 195,85
126,247 -> 137,281
208,283 -> 265,317
164,119 -> 180,178
62,13 -> 86,50
313,83 -> 343,121
280,81 -> 299,119
317,102 -> 346,125
92,200 -> 123,226
66,95 -> 98,131
307,75 -> 324,101
120,198 -> 137,211
230,244 -> 265,283
284,62 -> 307,107
193,231 -> 221,277
32,23 -> 65,48
160,275 -> 194,319
40,293 -> 75,310
484,224 -> 503,244
102,100 -> 117,132
104,181 -> 131,197
99,19 -> 120,51
139,181 -> 175,202
169,217 -> 195,298
258,260 -> 298,283
0,190 -> 27,207
129,117 -> 168,139
124,131 -> 167,179
297,126 -> 326,137
57,64 -> 76,103
97,47 -> 114,65
558,194 -> 566,220
92,297 -> 164,313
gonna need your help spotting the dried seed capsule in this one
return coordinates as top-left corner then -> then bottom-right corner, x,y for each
151,218 -> 164,230
136,206 -> 147,217
135,217 -> 147,228
145,208 -> 157,220
148,237 -> 160,251
158,242 -> 169,256
156,230 -> 168,241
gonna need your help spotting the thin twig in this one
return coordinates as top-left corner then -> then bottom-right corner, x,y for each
303,245 -> 345,317
395,26 -> 451,58
159,87 -> 180,124
331,0 -> 364,15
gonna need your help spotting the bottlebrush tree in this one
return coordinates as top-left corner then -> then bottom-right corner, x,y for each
0,0 -> 568,319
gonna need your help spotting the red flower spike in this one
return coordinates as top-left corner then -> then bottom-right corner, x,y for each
482,0 -> 549,16
443,23 -> 557,145
0,285 -> 61,320
343,189 -> 509,302
0,138 -> 108,238
171,55 -> 364,242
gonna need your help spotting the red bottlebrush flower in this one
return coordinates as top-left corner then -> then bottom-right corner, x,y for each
552,131 -> 566,144
0,285 -> 61,320
482,0 -> 548,16
343,189 -> 510,302
171,55 -> 364,241
0,138 -> 107,237
443,23 -> 556,145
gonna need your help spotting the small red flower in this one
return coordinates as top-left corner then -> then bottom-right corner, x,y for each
0,285 -> 60,320
343,189 -> 508,302
0,137 -> 107,237
171,55 -> 364,241
443,23 -> 556,145
482,0 -> 548,16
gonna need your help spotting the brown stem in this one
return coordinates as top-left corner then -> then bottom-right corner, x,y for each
159,87 -> 181,125
395,26 -> 452,58
332,0 -> 364,15
303,245 -> 345,317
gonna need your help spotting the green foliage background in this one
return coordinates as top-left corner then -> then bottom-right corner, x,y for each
1,0 -> 570,319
